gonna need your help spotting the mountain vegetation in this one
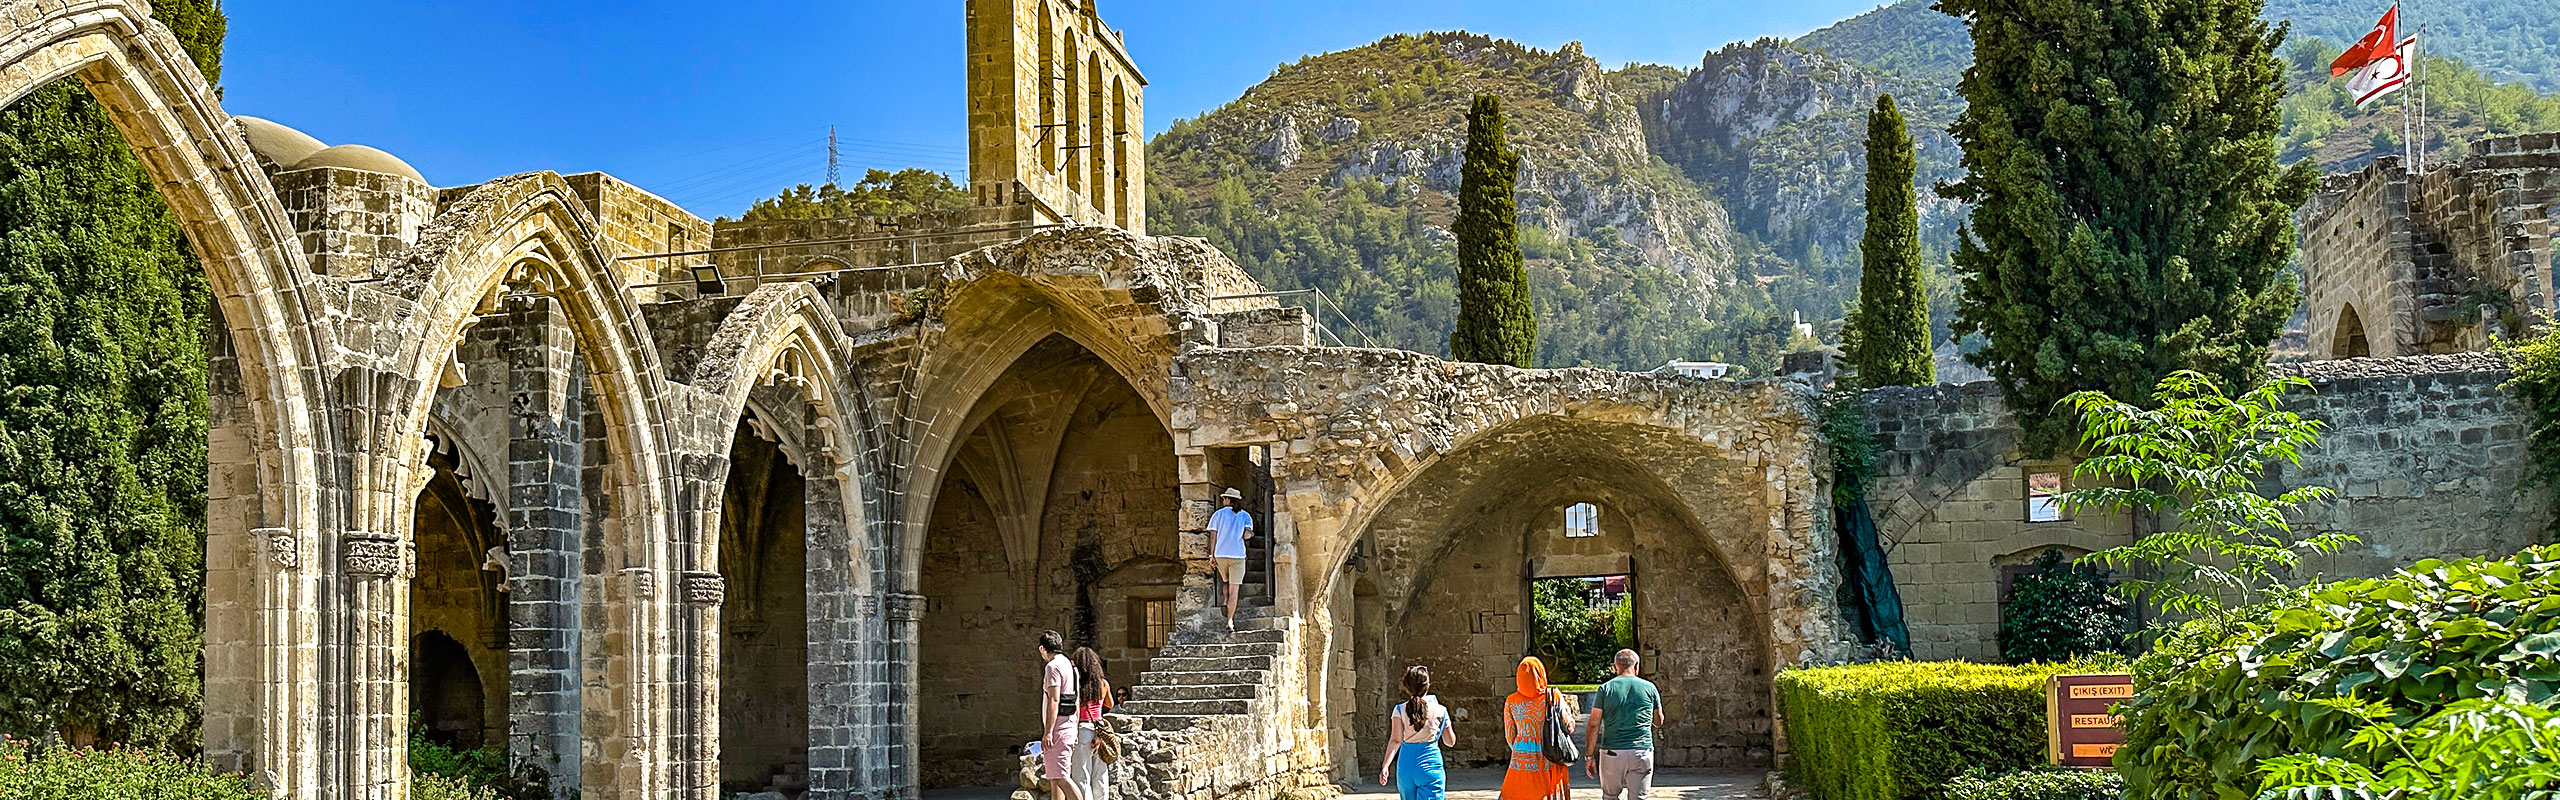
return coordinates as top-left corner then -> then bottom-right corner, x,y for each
1146,33 -> 1809,373
1940,0 -> 2315,450
734,168 -> 971,223
0,0 -> 222,748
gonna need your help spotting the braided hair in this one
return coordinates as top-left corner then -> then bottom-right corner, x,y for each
1402,665 -> 1432,730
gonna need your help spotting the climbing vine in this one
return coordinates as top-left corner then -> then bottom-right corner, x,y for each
1820,388 -> 1881,506
2499,329 -> 2560,538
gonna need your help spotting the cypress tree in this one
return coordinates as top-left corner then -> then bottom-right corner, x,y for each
1450,93 -> 1536,367
1937,0 -> 2315,451
0,0 -> 223,748
1851,94 -> 1933,387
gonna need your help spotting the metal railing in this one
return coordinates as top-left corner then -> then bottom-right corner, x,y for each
1207,286 -> 1378,349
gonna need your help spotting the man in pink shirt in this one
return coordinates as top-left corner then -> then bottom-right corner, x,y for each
1036,630 -> 1087,800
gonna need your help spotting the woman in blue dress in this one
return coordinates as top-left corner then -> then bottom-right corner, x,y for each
1377,665 -> 1454,800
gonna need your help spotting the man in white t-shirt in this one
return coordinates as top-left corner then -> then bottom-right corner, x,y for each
1209,487 -> 1254,631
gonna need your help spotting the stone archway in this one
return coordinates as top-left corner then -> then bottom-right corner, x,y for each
1331,418 -> 1775,772
1,4 -> 332,793
681,280 -> 888,798
914,330 -> 1181,789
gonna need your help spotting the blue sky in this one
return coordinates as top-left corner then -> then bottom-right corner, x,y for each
221,1 -> 1894,217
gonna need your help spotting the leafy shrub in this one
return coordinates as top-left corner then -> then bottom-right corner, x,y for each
2116,545 -> 2560,800
1777,661 -> 2098,800
414,772 -> 503,800
1945,767 -> 2124,800
2256,697 -> 2560,800
1998,549 -> 2127,664
409,728 -> 551,800
0,737 -> 263,799
1529,578 -> 1617,685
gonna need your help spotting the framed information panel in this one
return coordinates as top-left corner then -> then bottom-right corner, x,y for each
2047,673 -> 2132,767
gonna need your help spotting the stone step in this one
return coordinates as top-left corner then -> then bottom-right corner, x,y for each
1116,698 -> 1251,717
1146,655 -> 1268,673
1156,641 -> 1280,659
1130,713 -> 1214,731
1220,626 -> 1288,644
1138,669 -> 1267,687
1237,615 -> 1289,632
1129,682 -> 1260,702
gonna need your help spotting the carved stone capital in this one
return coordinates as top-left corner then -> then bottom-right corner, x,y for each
342,531 -> 406,578
252,527 -> 298,570
681,571 -> 724,606
621,567 -> 657,600
885,592 -> 925,622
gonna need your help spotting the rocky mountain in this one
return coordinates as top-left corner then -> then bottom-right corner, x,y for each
1148,33 -> 1800,372
1144,2 -> 2560,373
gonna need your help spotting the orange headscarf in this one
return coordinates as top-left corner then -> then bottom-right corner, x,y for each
1509,656 -> 1551,704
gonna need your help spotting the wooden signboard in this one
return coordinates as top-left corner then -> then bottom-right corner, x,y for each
2047,673 -> 2132,767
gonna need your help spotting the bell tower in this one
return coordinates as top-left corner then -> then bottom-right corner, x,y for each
965,0 -> 1148,233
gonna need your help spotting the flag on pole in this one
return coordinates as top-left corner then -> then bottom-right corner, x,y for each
2347,38 -> 2416,109
2331,6 -> 2399,77
2332,6 -> 2414,109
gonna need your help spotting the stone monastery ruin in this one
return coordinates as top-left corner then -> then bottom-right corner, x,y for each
1,1 -> 2550,799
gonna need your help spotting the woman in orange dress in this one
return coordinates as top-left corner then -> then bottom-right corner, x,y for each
1499,657 -> 1571,800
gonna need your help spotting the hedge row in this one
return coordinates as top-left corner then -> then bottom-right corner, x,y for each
1777,661 -> 2096,800
0,739 -> 263,800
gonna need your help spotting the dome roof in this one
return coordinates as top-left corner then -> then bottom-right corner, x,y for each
234,116 -> 326,166
291,144 -> 427,184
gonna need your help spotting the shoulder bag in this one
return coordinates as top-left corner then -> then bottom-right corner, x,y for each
1539,688 -> 1581,767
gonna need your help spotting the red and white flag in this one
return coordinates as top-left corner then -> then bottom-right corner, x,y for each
2346,38 -> 2415,109
2332,6 -> 2413,109
2331,6 -> 2399,77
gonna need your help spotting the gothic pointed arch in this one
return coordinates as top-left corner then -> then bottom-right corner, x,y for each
0,3 -> 331,792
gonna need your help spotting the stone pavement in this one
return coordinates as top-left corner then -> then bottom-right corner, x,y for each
920,768 -> 1765,800
1338,768 -> 1765,799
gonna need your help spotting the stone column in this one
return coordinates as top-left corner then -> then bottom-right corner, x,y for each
342,529 -> 411,800
803,453 -> 866,798
679,570 -> 725,800
499,296 -> 585,796
883,591 -> 924,800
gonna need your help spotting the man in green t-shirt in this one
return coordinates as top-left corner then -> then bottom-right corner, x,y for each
1583,649 -> 1665,799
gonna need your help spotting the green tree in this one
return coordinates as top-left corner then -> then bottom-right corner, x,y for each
736,168 -> 971,222
1996,548 -> 2126,664
1450,93 -> 1536,367
0,0 -> 222,748
2058,371 -> 2349,618
1849,94 -> 1933,387
1936,0 -> 2318,451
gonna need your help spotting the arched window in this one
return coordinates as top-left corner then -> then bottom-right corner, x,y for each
1039,7 -> 1057,173
1563,502 -> 1601,538
1065,37 -> 1082,192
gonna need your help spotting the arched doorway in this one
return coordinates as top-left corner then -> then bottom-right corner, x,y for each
718,413 -> 811,795
409,443 -> 507,750
2334,303 -> 2372,358
917,332 -> 1180,789
1328,418 -> 1775,775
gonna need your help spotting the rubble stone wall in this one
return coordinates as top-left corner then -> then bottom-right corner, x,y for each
1865,353 -> 2552,662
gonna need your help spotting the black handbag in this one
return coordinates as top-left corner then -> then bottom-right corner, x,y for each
1539,688 -> 1581,766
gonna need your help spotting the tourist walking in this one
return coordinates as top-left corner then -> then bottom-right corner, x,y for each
1583,650 -> 1665,800
1500,657 -> 1572,800
1071,647 -> 1116,800
1376,665 -> 1453,800
1209,486 -> 1255,631
1034,631 -> 1086,800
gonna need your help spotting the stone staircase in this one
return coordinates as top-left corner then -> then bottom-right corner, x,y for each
1115,607 -> 1287,727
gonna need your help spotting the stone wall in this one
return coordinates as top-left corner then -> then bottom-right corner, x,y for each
1171,347 -> 1849,781
2300,134 -> 2560,359
1863,353 -> 2552,661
